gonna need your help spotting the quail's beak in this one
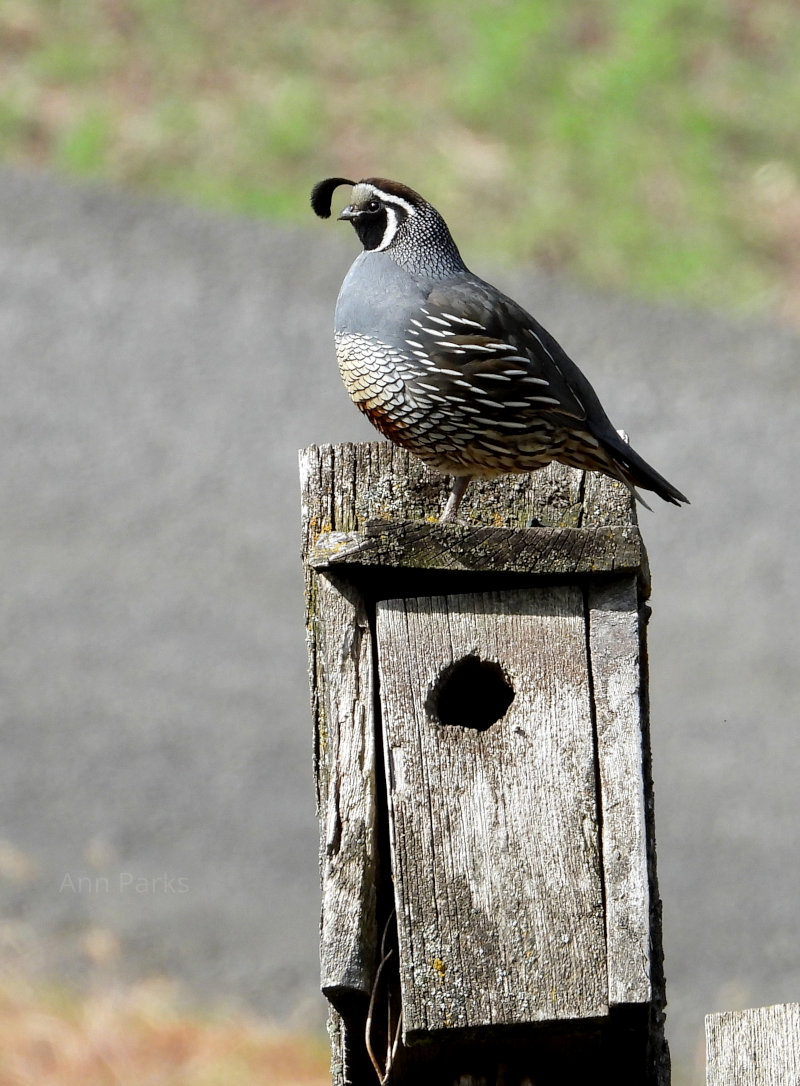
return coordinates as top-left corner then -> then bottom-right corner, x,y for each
337,205 -> 358,221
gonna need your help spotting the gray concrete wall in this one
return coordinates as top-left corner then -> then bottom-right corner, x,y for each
2,167 -> 799,1078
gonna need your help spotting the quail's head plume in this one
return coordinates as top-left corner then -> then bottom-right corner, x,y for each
311,176 -> 688,521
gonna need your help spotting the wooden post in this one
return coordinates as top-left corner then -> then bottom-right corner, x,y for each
706,1004 -> 800,1085
300,441 -> 669,1086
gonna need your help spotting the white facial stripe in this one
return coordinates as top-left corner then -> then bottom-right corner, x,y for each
365,185 -> 416,218
375,206 -> 399,251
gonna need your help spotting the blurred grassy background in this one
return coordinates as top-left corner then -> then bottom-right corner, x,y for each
0,973 -> 329,1085
1,0 -> 799,324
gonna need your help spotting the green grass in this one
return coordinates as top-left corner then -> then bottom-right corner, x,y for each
2,0 -> 799,322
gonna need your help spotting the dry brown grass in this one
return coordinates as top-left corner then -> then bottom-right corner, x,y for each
0,975 -> 329,1086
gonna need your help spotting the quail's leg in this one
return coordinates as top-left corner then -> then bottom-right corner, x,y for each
439,475 -> 471,523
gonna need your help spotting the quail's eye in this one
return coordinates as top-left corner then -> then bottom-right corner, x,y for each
365,198 -> 381,213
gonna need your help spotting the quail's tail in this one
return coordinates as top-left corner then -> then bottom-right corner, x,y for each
603,435 -> 689,507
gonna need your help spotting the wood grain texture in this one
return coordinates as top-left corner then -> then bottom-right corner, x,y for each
313,573 -> 378,1004
376,588 -> 608,1040
706,1004 -> 800,1085
299,441 -> 636,534
301,447 -> 380,1014
310,521 -> 643,577
588,577 -> 651,1006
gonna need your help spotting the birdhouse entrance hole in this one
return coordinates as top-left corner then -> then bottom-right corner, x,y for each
427,655 -> 515,732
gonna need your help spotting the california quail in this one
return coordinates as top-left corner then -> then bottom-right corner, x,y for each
311,176 -> 688,521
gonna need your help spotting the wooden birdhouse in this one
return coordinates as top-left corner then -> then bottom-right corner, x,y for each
300,442 -> 669,1086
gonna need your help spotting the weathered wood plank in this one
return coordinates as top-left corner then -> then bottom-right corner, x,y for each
706,1004 -> 800,1085
301,445 -> 380,1019
582,453 -> 641,527
311,573 -> 379,1005
376,588 -> 608,1041
299,441 -> 635,533
310,521 -> 643,577
588,577 -> 651,1006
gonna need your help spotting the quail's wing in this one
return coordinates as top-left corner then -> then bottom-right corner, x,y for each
397,277 -> 616,440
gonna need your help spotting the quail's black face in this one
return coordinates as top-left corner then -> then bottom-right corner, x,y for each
338,193 -> 388,250
338,182 -> 413,252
